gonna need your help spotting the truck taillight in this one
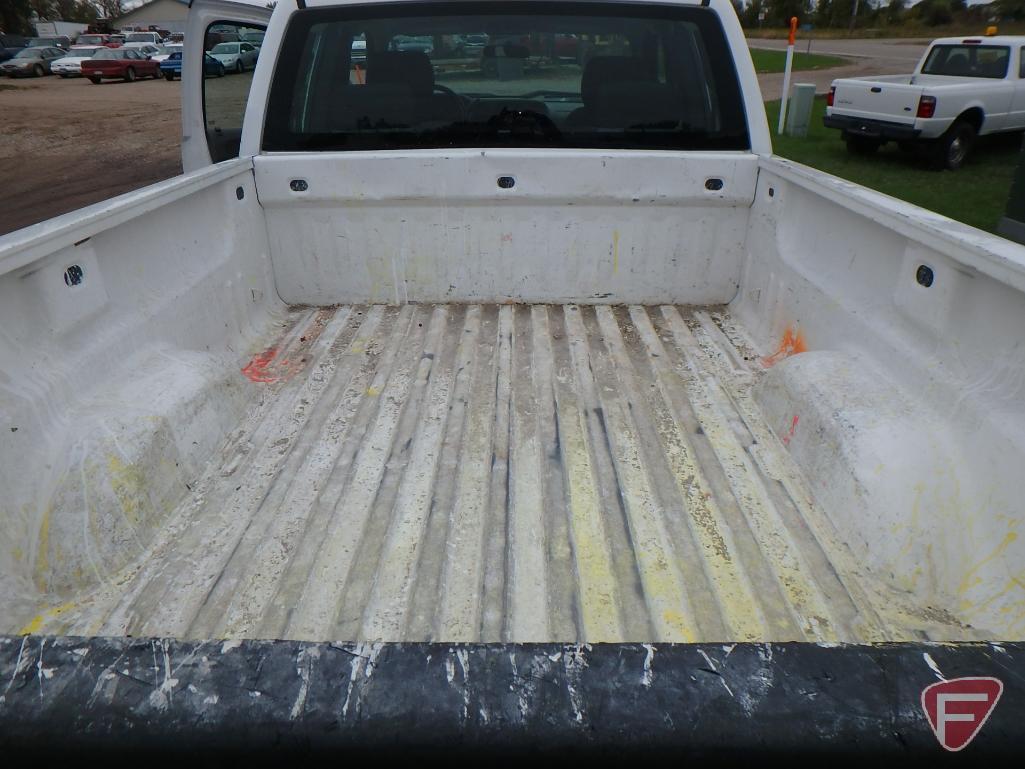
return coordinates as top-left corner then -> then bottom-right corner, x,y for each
917,95 -> 937,119
827,86 -> 835,107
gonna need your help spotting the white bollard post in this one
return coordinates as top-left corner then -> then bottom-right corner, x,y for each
777,17 -> 798,136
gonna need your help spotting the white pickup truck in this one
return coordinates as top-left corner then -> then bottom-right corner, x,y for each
824,35 -> 1025,169
1,0 -> 1024,757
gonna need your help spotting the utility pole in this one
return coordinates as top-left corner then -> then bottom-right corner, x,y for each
849,0 -> 860,34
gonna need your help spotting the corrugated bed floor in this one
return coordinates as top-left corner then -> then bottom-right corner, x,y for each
42,304 -> 977,643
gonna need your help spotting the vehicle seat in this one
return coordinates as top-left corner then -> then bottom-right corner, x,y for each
945,53 -> 969,76
366,51 -> 462,124
566,56 -> 680,131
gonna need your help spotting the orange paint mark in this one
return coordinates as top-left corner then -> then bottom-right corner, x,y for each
241,308 -> 333,384
761,326 -> 807,368
242,347 -> 281,383
782,414 -> 799,446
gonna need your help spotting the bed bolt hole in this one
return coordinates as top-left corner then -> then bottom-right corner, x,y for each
768,187 -> 775,198
705,178 -> 724,191
916,264 -> 935,288
290,179 -> 309,192
497,176 -> 516,189
63,265 -> 84,287
236,186 -> 245,200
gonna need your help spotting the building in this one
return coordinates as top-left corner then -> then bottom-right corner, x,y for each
116,0 -> 190,35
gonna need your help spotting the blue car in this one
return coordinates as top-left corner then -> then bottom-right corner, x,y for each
160,51 -> 225,81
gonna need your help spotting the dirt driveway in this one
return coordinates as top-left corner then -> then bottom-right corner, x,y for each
0,76 -> 182,236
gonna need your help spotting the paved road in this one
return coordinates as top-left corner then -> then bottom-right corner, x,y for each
750,37 -> 931,98
748,37 -> 930,64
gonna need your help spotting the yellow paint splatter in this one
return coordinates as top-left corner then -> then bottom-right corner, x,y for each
34,505 -> 51,591
19,601 -> 77,636
107,453 -> 146,526
958,531 -> 1018,596
366,386 -> 380,397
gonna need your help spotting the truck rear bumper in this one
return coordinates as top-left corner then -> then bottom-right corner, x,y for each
2,635 -> 1023,757
823,114 -> 921,141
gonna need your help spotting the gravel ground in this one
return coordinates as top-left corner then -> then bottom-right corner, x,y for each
0,76 -> 182,236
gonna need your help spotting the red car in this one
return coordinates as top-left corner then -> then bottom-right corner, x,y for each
82,47 -> 160,83
74,33 -> 120,48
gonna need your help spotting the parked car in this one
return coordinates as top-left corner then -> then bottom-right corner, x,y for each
450,33 -> 488,58
207,41 -> 259,73
239,30 -> 264,47
73,33 -> 116,48
0,33 -> 30,63
26,36 -> 70,50
81,47 -> 161,83
108,34 -> 126,47
131,44 -> 166,59
122,31 -> 163,47
390,34 -> 434,54
0,46 -> 65,77
151,43 -> 183,63
351,33 -> 367,62
51,46 -> 104,77
159,51 -> 226,80
824,35 -> 1025,170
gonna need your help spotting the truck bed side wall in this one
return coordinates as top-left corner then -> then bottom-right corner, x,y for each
0,160 -> 282,611
734,156 -> 1025,638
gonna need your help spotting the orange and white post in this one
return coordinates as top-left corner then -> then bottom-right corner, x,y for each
777,16 -> 798,135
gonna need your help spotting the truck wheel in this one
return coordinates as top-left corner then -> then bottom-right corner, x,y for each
845,135 -> 881,156
164,71 -> 174,81
932,120 -> 976,171
125,67 -> 136,82
89,76 -> 101,84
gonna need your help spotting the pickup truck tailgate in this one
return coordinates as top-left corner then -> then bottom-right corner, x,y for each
22,304 -> 975,645
832,79 -> 924,124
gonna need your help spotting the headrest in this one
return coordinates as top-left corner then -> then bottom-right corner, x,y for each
367,51 -> 434,96
580,56 -> 643,106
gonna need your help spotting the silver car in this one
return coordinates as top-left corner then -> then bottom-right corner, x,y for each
207,41 -> 259,74
0,46 -> 64,77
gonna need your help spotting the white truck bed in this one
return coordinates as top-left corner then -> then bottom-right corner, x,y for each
24,303 -> 975,644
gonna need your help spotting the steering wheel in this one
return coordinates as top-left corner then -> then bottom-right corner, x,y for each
487,108 -> 562,142
433,83 -> 468,120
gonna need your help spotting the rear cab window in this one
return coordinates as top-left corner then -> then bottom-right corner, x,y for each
922,44 -> 1010,78
263,1 -> 749,152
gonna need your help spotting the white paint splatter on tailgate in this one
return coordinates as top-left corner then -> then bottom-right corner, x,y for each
923,652 -> 946,681
641,644 -> 656,688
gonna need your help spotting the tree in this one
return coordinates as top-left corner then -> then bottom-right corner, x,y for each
90,0 -> 123,20
1,0 -> 33,35
885,0 -> 905,25
766,0 -> 810,27
914,0 -> 954,26
993,0 -> 1025,20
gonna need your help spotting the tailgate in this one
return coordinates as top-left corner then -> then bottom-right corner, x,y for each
831,79 -> 924,125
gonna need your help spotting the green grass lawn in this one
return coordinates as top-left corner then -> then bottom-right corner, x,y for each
749,48 -> 848,73
765,97 -> 1021,234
